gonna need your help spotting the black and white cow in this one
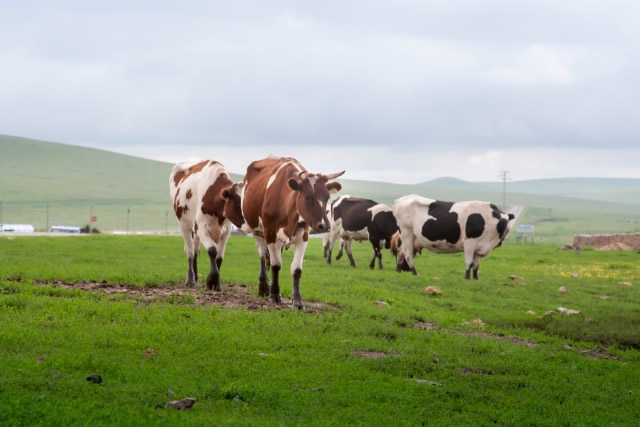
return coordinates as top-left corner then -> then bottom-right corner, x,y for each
324,195 -> 400,269
391,194 -> 515,279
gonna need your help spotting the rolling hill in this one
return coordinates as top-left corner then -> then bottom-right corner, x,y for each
2,134 -> 640,243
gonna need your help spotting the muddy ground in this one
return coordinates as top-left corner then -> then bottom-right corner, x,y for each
27,279 -> 329,312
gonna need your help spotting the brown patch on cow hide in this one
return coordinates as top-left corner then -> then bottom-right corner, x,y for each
173,171 -> 186,187
242,157 -> 302,232
201,173 -> 234,224
186,189 -> 193,200
173,188 -> 188,219
173,160 -> 210,188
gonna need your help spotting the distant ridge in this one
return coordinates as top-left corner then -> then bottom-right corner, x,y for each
419,176 -> 640,204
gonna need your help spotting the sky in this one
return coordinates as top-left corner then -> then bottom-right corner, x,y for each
1,1 -> 639,184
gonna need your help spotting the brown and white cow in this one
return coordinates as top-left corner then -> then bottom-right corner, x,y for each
170,160 -> 244,290
241,156 -> 344,309
391,194 -> 515,279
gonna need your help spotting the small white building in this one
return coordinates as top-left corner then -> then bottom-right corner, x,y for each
50,225 -> 81,233
0,224 -> 35,232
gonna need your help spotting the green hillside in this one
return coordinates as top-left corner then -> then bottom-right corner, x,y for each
419,177 -> 640,206
1,135 -> 639,243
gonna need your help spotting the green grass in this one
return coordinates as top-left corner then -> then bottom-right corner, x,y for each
1,235 -> 639,425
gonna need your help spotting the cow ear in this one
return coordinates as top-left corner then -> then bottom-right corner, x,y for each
508,213 -> 515,220
288,178 -> 301,192
221,185 -> 233,200
326,182 -> 342,195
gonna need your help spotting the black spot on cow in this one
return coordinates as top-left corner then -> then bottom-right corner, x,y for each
497,218 -> 509,239
490,204 -> 502,220
334,198 -> 376,232
465,213 -> 485,239
422,201 -> 460,244
369,210 -> 399,249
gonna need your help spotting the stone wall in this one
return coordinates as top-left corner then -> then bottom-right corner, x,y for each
573,233 -> 640,250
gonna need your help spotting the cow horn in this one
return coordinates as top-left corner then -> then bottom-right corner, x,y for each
324,170 -> 345,180
298,170 -> 309,180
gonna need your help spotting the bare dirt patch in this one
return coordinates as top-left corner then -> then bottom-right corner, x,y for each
455,330 -> 537,348
351,350 -> 395,359
414,322 -> 439,331
30,280 -> 330,312
578,347 -> 618,360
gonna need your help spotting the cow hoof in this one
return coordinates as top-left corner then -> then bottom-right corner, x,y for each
270,294 -> 282,304
206,274 -> 221,291
292,300 -> 304,310
185,281 -> 196,287
258,280 -> 269,297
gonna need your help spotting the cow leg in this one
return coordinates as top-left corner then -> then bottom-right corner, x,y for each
344,239 -> 357,267
254,235 -> 270,297
325,225 -> 340,264
472,254 -> 481,280
196,220 -> 226,291
267,239 -> 285,303
369,240 -> 383,270
212,224 -> 233,290
335,240 -> 344,260
205,246 -> 221,290
192,231 -> 201,281
180,222 -> 197,286
463,244 -> 476,280
290,232 -> 308,310
399,234 -> 417,275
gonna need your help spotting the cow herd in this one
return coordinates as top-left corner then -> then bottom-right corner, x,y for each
170,157 -> 515,309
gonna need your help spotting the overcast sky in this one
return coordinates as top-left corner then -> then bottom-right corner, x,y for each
1,1 -> 639,183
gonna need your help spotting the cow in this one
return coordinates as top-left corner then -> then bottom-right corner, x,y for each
323,195 -> 400,270
170,160 -> 245,290
391,194 -> 515,279
241,156 -> 344,309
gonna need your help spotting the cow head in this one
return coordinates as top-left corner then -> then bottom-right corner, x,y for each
221,182 -> 245,228
288,170 -> 344,233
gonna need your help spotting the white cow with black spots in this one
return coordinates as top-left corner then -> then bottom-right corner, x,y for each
391,194 -> 515,279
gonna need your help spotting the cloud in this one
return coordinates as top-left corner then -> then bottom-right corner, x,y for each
487,45 -> 576,85
1,1 -> 639,181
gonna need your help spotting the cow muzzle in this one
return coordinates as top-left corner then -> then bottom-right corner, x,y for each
312,218 -> 330,233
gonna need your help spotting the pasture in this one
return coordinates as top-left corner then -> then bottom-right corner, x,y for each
1,235 -> 639,425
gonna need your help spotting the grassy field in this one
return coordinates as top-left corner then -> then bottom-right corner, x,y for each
2,134 -> 640,244
1,235 -> 639,425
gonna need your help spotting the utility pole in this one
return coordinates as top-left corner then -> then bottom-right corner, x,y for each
499,170 -> 510,211
126,206 -> 130,235
90,206 -> 93,233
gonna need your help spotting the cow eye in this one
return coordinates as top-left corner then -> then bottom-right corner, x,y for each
305,195 -> 312,203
